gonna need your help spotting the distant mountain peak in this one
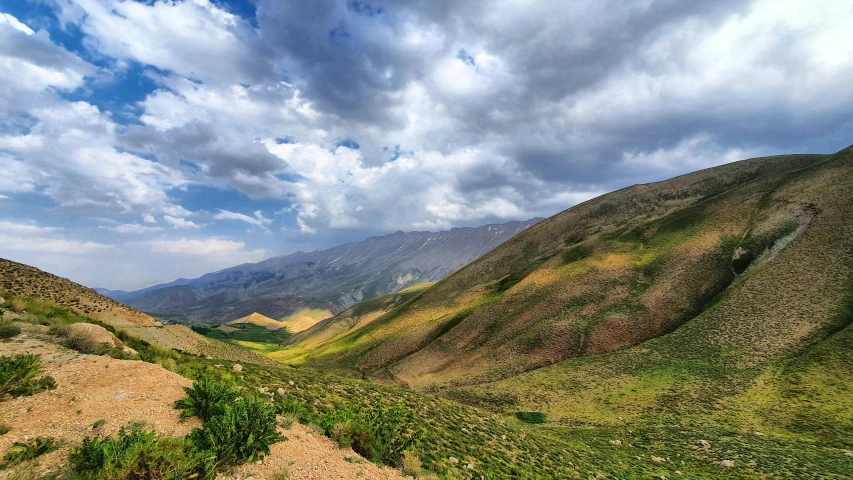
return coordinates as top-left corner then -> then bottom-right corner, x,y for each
108,218 -> 541,323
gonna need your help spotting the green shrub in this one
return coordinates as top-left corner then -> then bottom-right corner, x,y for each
0,437 -> 58,469
175,376 -> 241,422
0,354 -> 56,399
275,396 -> 313,424
514,411 -> 546,424
69,423 -> 214,480
189,396 -> 285,468
320,398 -> 423,466
0,320 -> 21,339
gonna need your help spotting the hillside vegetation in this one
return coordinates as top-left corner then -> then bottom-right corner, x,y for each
0,259 -> 155,327
2,259 -> 851,477
283,149 -> 853,400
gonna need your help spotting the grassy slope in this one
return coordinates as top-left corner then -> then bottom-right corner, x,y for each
447,147 -> 853,446
4,290 -> 851,478
273,282 -> 434,366
282,153 -> 850,392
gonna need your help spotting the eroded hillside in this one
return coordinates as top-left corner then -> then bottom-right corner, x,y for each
284,150 -> 853,394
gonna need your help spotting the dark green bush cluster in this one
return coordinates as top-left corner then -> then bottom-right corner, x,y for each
319,397 -> 423,466
0,319 -> 21,339
175,376 -> 240,421
0,437 -> 58,469
72,376 -> 283,479
515,411 -> 546,424
0,354 -> 56,399
69,423 -> 214,480
179,376 -> 284,469
189,395 -> 284,468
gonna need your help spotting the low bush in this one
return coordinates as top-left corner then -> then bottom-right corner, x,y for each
189,395 -> 284,468
320,398 -> 423,466
0,354 -> 56,399
0,437 -> 58,470
0,319 -> 21,339
69,423 -> 214,480
514,411 -> 546,424
175,376 -> 240,421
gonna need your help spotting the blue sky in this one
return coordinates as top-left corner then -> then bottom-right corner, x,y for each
0,0 -> 852,290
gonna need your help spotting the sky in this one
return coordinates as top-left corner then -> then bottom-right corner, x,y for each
0,0 -> 851,290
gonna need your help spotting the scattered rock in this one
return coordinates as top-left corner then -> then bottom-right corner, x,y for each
288,380 -> 295,386
675,471 -> 683,475
754,431 -> 765,436
67,323 -> 123,350
0,296 -> 4,305
720,460 -> 735,468
206,356 -> 213,360
595,473 -> 605,479
843,450 -> 853,458
651,456 -> 666,463
465,464 -> 474,470
277,387 -> 286,397
121,346 -> 138,356
214,364 -> 223,369
695,439 -> 711,449
232,364 -> 243,372
609,439 -> 623,447
448,457 -> 459,465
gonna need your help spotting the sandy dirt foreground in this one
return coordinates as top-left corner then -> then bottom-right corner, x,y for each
0,335 -> 402,479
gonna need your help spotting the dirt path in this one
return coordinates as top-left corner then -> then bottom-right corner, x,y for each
0,336 -> 403,479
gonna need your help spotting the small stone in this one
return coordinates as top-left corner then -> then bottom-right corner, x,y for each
277,388 -> 286,396
206,356 -> 213,360
232,364 -> 243,372
448,456 -> 459,465
720,460 -> 735,468
609,439 -> 623,447
288,380 -> 295,386
465,464 -> 474,470
695,439 -> 711,449
651,456 -> 666,463
675,471 -> 683,475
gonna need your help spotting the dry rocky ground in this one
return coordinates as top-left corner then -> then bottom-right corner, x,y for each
0,334 -> 402,480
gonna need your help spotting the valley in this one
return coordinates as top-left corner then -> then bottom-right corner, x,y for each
1,146 -> 852,479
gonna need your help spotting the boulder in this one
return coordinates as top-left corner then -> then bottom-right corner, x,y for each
720,460 -> 735,468
448,456 -> 459,465
277,388 -> 286,397
609,440 -> 623,447
651,456 -> 666,463
0,296 -> 5,305
67,323 -> 123,350
122,346 -> 138,356
232,364 -> 243,372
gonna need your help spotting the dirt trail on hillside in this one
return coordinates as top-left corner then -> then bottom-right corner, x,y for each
0,336 -> 402,479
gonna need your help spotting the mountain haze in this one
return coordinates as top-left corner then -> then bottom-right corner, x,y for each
103,219 -> 540,323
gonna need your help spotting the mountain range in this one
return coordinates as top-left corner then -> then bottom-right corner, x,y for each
99,219 -> 540,324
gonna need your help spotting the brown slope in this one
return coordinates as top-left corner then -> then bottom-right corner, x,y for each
0,258 -> 156,326
285,152 -> 849,390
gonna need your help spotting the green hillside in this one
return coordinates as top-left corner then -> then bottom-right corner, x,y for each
283,149 -> 853,394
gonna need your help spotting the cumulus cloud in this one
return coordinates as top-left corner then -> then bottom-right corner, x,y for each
163,215 -> 201,229
3,0 -> 853,289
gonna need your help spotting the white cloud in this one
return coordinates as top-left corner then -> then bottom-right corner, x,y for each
142,214 -> 156,223
163,215 -> 201,229
0,12 -> 35,35
51,0 -> 269,85
214,209 -> 272,228
98,223 -> 164,234
0,220 -> 110,254
142,237 -> 265,258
